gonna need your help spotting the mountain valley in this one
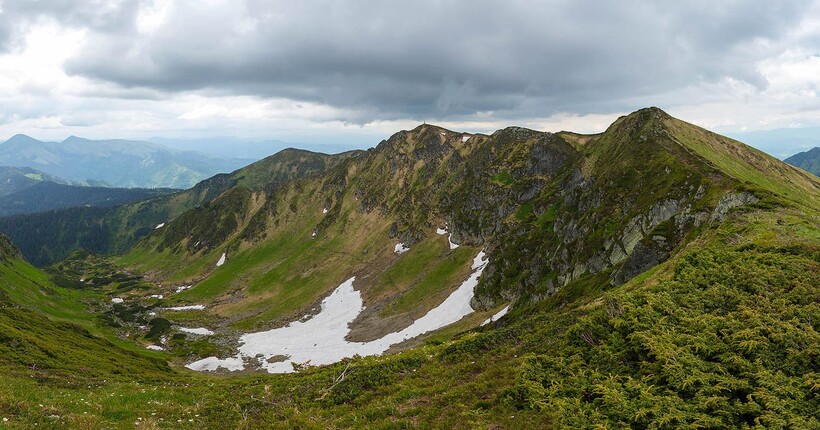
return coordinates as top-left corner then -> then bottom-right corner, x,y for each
0,108 -> 818,428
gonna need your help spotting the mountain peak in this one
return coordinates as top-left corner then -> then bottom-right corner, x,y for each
3,134 -> 42,146
62,135 -> 90,144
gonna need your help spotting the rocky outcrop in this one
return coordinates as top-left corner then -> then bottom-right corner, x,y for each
710,192 -> 759,222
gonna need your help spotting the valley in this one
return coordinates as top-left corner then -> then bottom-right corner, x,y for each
0,108 -> 818,428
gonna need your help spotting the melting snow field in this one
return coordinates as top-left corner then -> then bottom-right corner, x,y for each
179,327 -> 214,336
482,305 -> 510,326
394,243 -> 410,254
165,305 -> 205,311
155,223 -> 165,229
216,252 -> 227,267
187,251 -> 489,373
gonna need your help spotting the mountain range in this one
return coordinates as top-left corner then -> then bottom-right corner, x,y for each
0,134 -> 253,189
0,108 -> 817,428
784,146 -> 820,176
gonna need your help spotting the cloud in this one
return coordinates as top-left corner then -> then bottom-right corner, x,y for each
49,0 -> 812,121
0,0 -> 819,149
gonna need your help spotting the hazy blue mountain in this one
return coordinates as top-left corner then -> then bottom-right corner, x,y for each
727,126 -> 820,159
147,136 -> 365,160
0,134 -> 254,189
784,147 -> 820,176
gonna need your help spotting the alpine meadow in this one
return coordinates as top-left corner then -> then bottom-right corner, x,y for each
1,2 -> 819,429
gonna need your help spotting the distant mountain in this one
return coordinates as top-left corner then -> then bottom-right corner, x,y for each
727,126 -> 820,159
784,147 -> 820,176
0,134 -> 254,189
0,182 -> 176,216
0,148 -> 359,265
148,136 -> 364,160
0,166 -> 76,196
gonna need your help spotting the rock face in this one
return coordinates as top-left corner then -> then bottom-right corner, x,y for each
710,192 -> 760,222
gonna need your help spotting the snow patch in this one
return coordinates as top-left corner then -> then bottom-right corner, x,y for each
149,294 -> 164,299
165,305 -> 205,311
175,285 -> 192,293
462,135 -> 470,142
436,227 -> 447,235
322,207 -> 328,214
186,356 -> 245,372
188,251 -> 490,374
311,230 -> 317,239
216,252 -> 226,267
145,345 -> 163,351
179,327 -> 214,336
111,298 -> 124,304
394,243 -> 409,254
482,305 -> 511,326
155,223 -> 165,229
448,234 -> 460,250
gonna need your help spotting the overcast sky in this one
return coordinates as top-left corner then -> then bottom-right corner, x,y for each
1,0 -> 819,150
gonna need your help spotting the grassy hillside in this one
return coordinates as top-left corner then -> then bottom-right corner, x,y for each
0,199 -> 817,428
0,148 -> 359,266
0,235 -> 172,387
0,108 -> 817,428
117,107 -> 819,371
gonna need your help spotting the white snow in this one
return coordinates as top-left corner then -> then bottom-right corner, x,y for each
434,226 -> 459,248
145,345 -> 163,351
148,312 -> 156,316
448,234 -> 460,250
482,305 -> 511,326
216,252 -> 226,267
149,294 -> 164,299
311,230 -> 317,239
165,305 -> 205,311
155,223 -> 165,229
187,251 -> 490,374
394,243 -> 410,254
186,356 -> 245,372
462,135 -> 470,142
111,297 -> 124,304
175,285 -> 192,293
179,327 -> 214,336
322,207 -> 328,214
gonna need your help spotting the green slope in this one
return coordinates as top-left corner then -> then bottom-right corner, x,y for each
0,108 -> 817,428
119,107 -> 819,361
0,148 -> 360,266
0,235 -> 172,386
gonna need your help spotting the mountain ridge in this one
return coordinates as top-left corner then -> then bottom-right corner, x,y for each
0,107 -> 817,428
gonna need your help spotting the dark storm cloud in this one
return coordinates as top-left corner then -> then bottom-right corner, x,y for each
4,0 -> 813,121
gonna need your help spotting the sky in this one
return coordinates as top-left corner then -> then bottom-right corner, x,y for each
1,0 -> 819,152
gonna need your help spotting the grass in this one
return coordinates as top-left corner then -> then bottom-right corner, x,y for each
380,243 -> 475,318
1,108 -> 818,428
